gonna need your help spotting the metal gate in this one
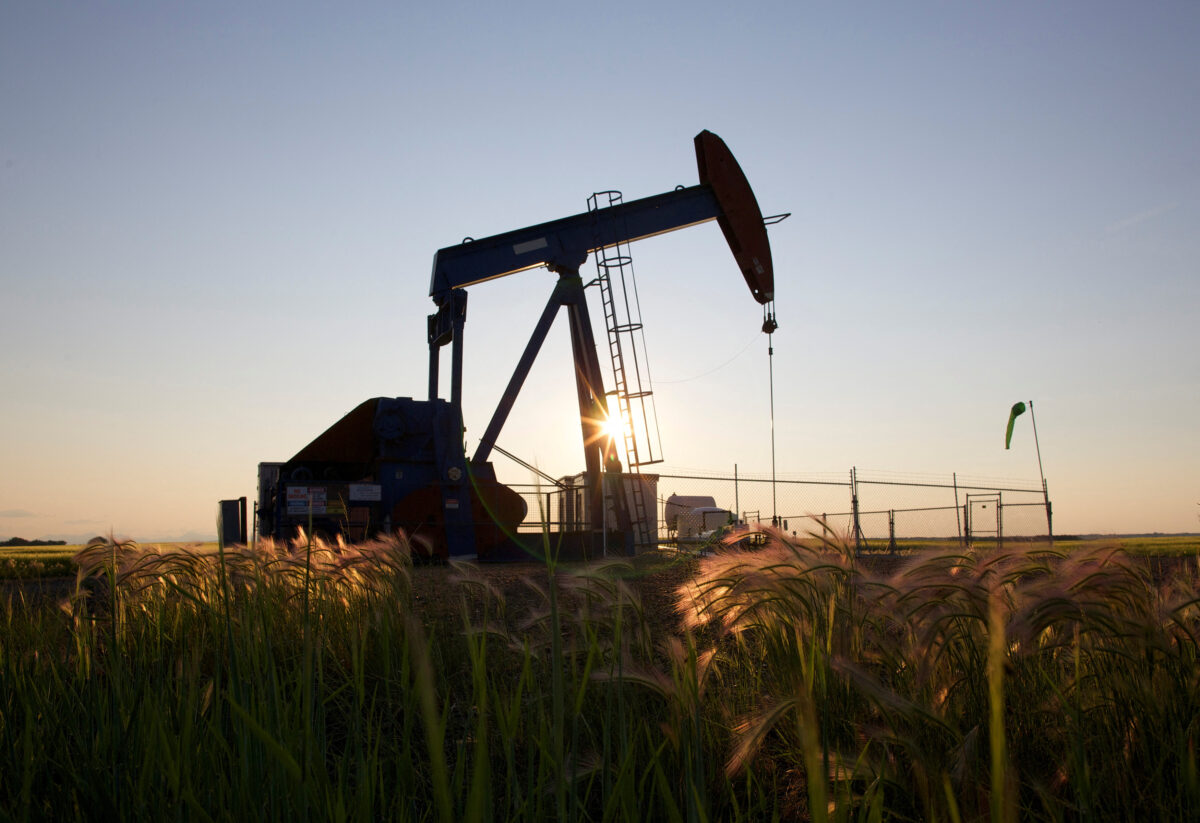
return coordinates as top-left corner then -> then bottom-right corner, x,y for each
964,492 -> 1002,547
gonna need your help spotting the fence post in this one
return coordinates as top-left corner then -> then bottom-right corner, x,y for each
851,467 -> 863,553
734,464 -> 739,525
1043,479 -> 1054,543
953,472 -> 963,547
888,509 -> 896,553
997,492 -> 1003,551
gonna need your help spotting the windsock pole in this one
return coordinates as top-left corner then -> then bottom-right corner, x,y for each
1028,400 -> 1045,489
1028,400 -> 1052,540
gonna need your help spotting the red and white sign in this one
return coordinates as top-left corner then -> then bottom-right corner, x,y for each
287,485 -> 327,515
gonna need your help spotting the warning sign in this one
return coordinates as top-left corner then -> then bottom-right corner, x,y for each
287,485 -> 328,515
349,483 -> 382,502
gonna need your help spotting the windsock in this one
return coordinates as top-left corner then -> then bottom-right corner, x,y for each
1005,402 -> 1027,449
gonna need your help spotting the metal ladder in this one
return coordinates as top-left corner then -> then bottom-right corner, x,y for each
588,190 -> 663,549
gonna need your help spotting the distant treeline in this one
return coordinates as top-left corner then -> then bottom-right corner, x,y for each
1,537 -> 67,547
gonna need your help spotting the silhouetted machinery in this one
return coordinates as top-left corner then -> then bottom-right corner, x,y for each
254,131 -> 778,561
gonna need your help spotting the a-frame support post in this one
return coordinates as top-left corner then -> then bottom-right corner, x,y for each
560,271 -> 632,555
472,283 -> 569,466
471,267 -> 634,557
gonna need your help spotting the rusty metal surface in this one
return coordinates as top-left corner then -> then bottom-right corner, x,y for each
694,129 -> 774,305
390,478 -> 529,561
290,398 -> 381,464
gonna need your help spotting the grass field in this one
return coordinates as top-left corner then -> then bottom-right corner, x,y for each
2,529 -> 1200,820
0,542 -> 219,579
0,545 -> 82,578
3,534 -> 1197,580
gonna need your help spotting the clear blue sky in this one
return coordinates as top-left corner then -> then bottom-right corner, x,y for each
2,1 -> 1197,541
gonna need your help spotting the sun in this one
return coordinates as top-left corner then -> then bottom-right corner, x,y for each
584,410 -> 627,448
600,411 -> 626,443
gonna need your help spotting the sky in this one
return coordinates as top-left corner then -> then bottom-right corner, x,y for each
2,1 -> 1197,542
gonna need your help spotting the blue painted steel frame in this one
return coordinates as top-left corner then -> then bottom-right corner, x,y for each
428,185 -> 721,303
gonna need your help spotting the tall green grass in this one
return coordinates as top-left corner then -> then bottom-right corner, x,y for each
1,528 -> 1198,820
677,529 -> 1200,820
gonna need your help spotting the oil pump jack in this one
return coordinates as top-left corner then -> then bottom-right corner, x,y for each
254,130 -> 778,560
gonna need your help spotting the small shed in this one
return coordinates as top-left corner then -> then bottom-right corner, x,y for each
664,494 -> 718,530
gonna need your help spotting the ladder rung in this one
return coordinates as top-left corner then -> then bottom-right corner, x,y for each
590,189 -> 663,529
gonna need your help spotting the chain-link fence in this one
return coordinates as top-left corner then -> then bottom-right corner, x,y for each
510,467 -> 1053,552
